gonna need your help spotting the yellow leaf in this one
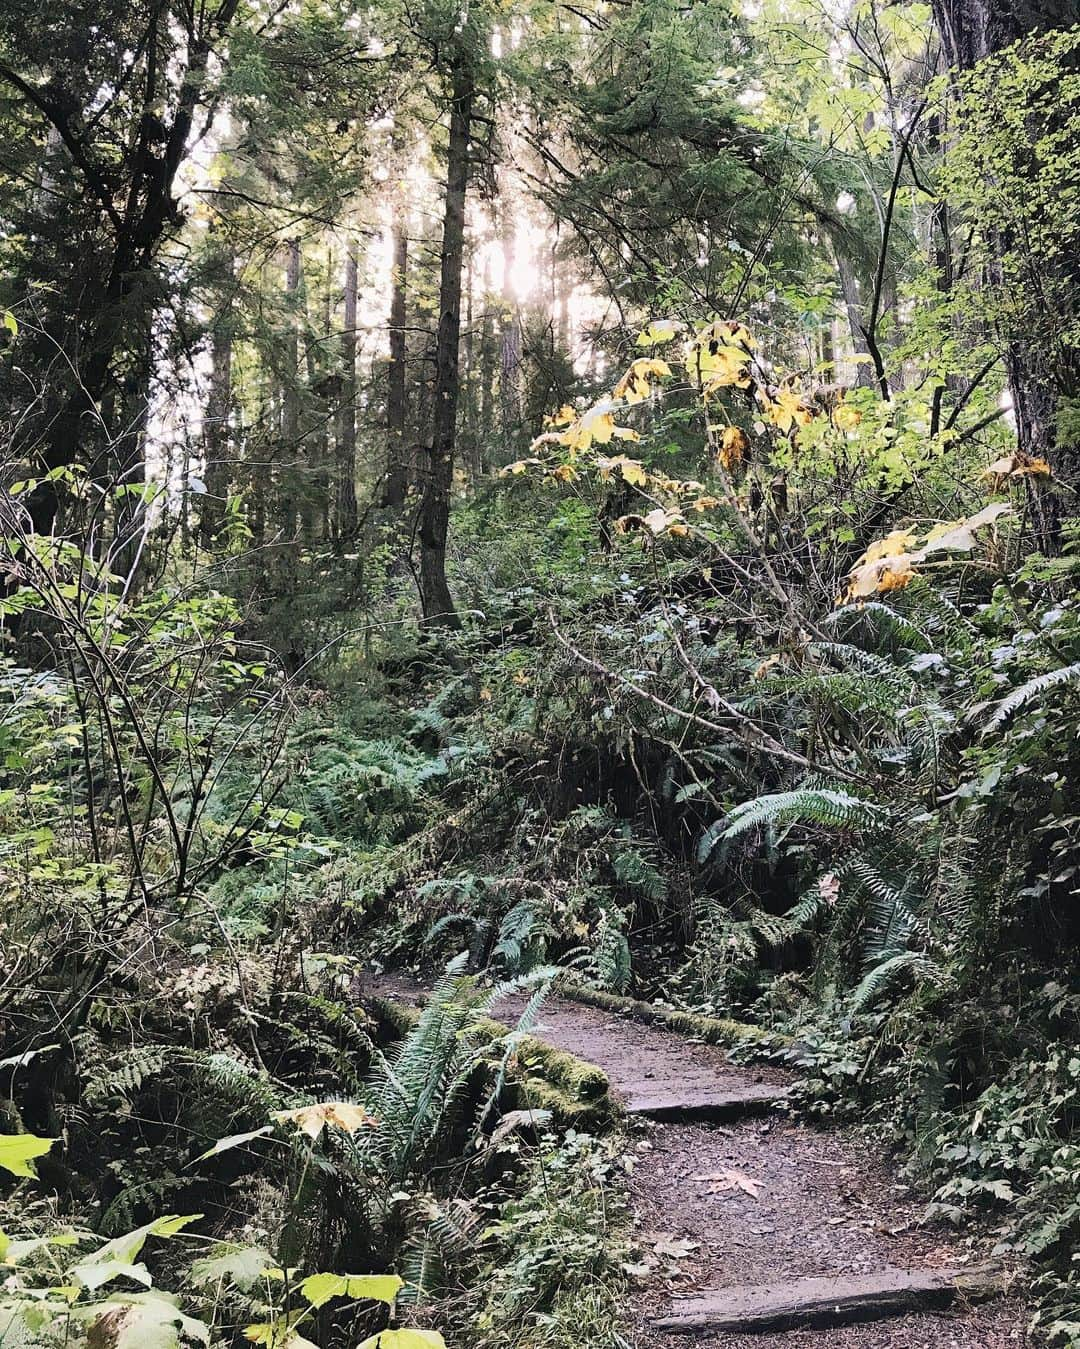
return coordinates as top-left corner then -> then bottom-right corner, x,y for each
559,400 -> 631,451
641,507 -> 688,536
983,452 -> 1052,481
762,389 -> 814,434
718,425 -> 749,471
689,495 -> 721,512
613,358 -> 672,405
545,404 -> 577,427
698,346 -> 752,391
754,654 -> 781,679
845,553 -> 916,601
595,454 -> 648,486
635,319 -> 682,347
356,1331 -> 446,1349
860,528 -> 918,566
273,1103 -> 377,1141
550,463 -> 576,482
833,402 -> 862,430
499,459 -> 539,477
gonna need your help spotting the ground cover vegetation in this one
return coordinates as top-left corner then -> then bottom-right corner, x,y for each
0,0 -> 1078,1342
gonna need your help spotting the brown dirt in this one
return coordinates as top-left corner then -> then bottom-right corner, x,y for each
370,979 -> 1031,1344
502,996 -> 1031,1346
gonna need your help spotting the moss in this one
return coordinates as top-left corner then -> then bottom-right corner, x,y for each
365,994 -> 620,1126
563,983 -> 790,1048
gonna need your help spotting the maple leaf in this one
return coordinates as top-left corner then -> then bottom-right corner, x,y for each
833,401 -> 862,430
692,1168 -> 764,1197
560,400 -> 636,451
642,507 -> 689,536
499,458 -> 540,477
613,357 -> 672,404
651,1235 -> 699,1259
762,389 -> 814,434
860,529 -> 918,566
273,1102 -> 377,1140
635,319 -> 683,347
596,454 -> 648,486
845,553 -> 916,601
545,404 -> 577,427
698,345 -> 752,390
984,452 -> 1052,482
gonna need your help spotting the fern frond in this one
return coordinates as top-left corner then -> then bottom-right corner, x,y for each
983,661 -> 1080,733
718,789 -> 886,845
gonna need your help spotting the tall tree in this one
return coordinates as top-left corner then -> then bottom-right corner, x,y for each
419,56 -> 475,628
931,0 -> 1080,542
0,0 -> 243,542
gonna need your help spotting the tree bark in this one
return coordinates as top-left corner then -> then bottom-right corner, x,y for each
338,242 -> 360,539
384,211 -> 410,508
419,59 -> 473,630
201,296 -> 233,548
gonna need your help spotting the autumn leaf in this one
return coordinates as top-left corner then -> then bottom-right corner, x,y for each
550,463 -> 576,482
560,400 -> 637,451
499,458 -> 540,477
273,1102 -> 377,1140
833,401 -> 862,430
698,346 -> 752,391
641,507 -> 689,536
691,1168 -> 764,1198
545,404 -> 577,427
860,529 -> 918,566
761,389 -> 814,434
984,452 -> 1051,482
688,495 -> 721,512
595,454 -> 648,486
651,1235 -> 699,1259
613,357 -> 672,404
845,553 -> 916,601
718,424 -> 749,471
635,319 -> 683,347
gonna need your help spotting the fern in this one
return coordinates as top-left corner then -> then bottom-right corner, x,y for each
983,661 -> 1080,733
713,788 -> 886,852
850,952 -> 945,1012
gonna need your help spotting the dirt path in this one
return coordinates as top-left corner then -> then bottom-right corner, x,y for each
495,994 -> 1030,1346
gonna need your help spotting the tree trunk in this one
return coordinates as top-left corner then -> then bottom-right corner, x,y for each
201,299 -> 233,548
419,59 -> 473,630
498,200 -> 522,459
338,242 -> 360,539
384,211 -> 409,508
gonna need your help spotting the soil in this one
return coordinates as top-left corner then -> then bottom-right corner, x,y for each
371,977 -> 1031,1344
498,995 -> 1031,1347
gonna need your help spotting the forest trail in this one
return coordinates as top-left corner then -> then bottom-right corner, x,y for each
490,994 -> 1031,1348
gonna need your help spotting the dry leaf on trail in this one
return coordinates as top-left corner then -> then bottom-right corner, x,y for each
691,1168 -> 764,1197
650,1234 -> 700,1259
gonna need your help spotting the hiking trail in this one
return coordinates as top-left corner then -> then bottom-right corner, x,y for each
489,993 -> 1029,1347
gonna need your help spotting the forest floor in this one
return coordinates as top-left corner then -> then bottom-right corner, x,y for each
465,988 -> 1033,1346
502,998 -> 1031,1347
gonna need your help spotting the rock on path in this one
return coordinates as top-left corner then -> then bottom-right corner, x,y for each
495,994 -> 1028,1346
